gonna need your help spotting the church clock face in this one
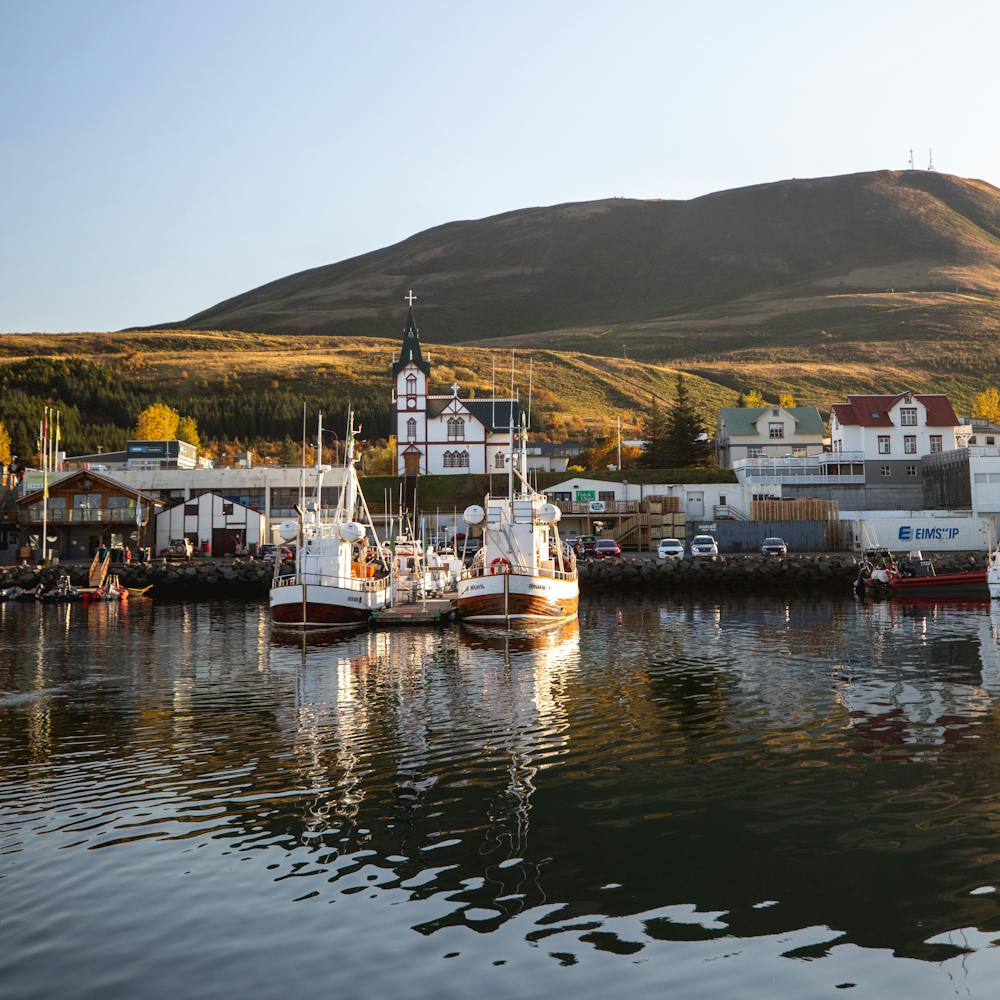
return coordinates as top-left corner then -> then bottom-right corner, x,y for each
406,396 -> 416,409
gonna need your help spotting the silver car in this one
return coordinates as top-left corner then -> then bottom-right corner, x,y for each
657,538 -> 685,560
761,537 -> 788,557
690,535 -> 719,557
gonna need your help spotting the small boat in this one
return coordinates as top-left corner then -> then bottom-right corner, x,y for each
858,548 -> 988,599
13,585 -> 43,602
41,577 -> 83,603
0,586 -> 26,601
126,584 -> 153,598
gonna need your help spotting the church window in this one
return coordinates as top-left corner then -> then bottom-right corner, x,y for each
443,450 -> 470,469
406,418 -> 417,441
405,373 -> 417,396
447,417 -> 465,441
494,452 -> 505,469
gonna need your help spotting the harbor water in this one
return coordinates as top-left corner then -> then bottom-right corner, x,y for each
4,596 -> 1000,997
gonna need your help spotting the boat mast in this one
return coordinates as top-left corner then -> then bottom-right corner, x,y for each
315,411 -> 325,524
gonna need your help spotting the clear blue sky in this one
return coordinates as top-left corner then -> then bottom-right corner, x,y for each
2,0 -> 997,332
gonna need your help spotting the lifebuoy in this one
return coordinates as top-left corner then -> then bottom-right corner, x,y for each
490,557 -> 511,575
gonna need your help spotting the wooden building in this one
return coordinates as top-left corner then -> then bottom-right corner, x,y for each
16,470 -> 162,561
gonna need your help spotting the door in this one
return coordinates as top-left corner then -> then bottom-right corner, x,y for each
212,528 -> 239,557
687,492 -> 705,518
404,449 -> 420,475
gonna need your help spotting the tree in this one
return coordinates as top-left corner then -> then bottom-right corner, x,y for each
972,388 -> 1000,424
778,392 -> 797,408
134,403 -> 180,440
0,421 -> 11,466
746,390 -> 765,408
277,437 -> 300,465
735,392 -> 747,408
663,374 -> 710,467
639,396 -> 669,467
177,415 -> 200,450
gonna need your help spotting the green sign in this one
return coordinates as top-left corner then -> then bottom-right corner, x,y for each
574,490 -> 596,501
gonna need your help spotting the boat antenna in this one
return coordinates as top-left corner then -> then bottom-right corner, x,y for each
509,349 -> 515,499
527,356 -> 533,431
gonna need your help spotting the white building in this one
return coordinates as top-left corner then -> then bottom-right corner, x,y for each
715,406 -> 825,468
392,306 -> 522,475
830,392 -> 970,460
154,492 -> 267,556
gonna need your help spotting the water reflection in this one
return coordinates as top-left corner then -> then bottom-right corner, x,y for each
3,597 -> 1000,997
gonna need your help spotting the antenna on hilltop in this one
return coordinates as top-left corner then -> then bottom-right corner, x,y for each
928,147 -> 935,171
908,149 -> 914,170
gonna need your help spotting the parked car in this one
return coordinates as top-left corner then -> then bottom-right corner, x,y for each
690,535 -> 719,557
160,537 -> 193,560
593,538 -> 621,560
656,538 -> 685,560
575,535 -> 598,557
761,536 -> 788,557
259,544 -> 294,563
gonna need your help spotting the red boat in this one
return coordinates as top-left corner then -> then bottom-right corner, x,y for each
857,548 -> 988,599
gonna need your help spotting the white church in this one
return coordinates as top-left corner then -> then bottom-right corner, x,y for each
392,300 -> 521,476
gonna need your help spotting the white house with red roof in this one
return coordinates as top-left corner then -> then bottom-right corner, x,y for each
831,392 -> 970,463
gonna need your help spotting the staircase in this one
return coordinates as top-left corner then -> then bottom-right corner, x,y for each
88,552 -> 110,588
616,513 -> 648,550
713,504 -> 749,521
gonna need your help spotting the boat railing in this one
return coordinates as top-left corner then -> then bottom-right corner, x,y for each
272,573 -> 389,591
460,563 -> 577,582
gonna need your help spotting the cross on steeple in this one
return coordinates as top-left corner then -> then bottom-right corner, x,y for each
404,290 -> 417,307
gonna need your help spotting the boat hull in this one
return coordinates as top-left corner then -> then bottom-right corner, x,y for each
869,570 -> 989,599
269,582 -> 389,629
456,572 -> 578,624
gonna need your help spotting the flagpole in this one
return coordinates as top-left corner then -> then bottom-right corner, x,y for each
41,406 -> 49,564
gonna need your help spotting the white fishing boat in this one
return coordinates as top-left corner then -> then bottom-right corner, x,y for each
269,413 -> 390,629
456,415 -> 578,626
988,546 -> 1000,600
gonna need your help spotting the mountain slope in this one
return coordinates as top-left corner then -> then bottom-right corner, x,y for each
156,170 -> 1000,361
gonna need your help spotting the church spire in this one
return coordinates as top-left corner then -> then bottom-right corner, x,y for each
392,290 -> 430,376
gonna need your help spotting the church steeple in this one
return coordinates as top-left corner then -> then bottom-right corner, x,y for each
392,291 -> 431,377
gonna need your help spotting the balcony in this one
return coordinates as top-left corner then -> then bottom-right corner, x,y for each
733,452 -> 866,485
23,507 -> 146,524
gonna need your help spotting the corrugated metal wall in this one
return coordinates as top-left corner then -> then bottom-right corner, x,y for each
686,519 -> 838,553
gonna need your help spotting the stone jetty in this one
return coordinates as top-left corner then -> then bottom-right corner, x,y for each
577,552 -> 988,592
0,552 -> 990,600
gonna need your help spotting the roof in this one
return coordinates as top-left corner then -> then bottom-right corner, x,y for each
831,394 -> 961,428
17,469 -> 164,506
160,492 -> 265,514
719,406 -> 824,437
424,396 -> 521,431
391,308 -> 430,377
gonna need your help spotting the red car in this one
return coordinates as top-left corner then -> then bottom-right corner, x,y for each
593,538 -> 622,559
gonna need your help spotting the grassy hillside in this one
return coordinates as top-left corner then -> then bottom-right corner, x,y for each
0,330 -> 737,458
151,170 -> 1000,373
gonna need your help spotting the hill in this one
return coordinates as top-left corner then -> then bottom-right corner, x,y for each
154,170 -> 1000,372
0,330 -> 735,459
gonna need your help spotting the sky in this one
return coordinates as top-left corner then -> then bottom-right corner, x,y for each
1,0 -> 998,332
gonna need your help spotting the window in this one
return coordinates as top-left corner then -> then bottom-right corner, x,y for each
881,465 -> 891,477
988,436 -> 996,446
547,492 -> 571,502
598,491 -> 615,502
494,452 -> 505,469
443,450 -> 469,469
904,435 -> 916,454
405,373 -> 417,396
878,436 -> 891,454
447,417 -> 465,441
792,447 -> 807,458
406,418 -> 417,441
929,435 -> 942,454
906,465 -> 917,477
747,447 -> 763,458
900,407 -> 917,426
222,502 -> 234,515
768,422 -> 785,439
970,435 -> 978,445
719,494 -> 727,505
185,503 -> 198,515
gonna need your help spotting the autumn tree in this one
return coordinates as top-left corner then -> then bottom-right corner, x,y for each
0,421 -> 11,466
277,437 -> 300,466
177,415 -> 200,450
735,392 -> 747,407
778,392 -> 797,408
745,390 -> 765,408
972,388 -> 1000,424
134,403 -> 180,440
